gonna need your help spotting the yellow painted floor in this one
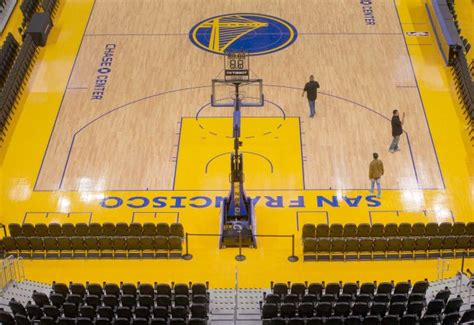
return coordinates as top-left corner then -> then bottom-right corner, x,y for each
1,0 -> 473,287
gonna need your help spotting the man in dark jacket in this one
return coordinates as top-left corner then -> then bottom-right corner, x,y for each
389,109 -> 405,153
302,75 -> 320,118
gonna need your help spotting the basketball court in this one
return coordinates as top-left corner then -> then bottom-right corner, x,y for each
1,0 -> 473,286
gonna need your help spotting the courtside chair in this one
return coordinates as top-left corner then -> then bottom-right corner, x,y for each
98,236 -> 113,258
155,236 -> 168,258
302,224 -> 315,239
438,222 -> 453,236
14,314 -> 30,325
115,222 -> 129,236
413,238 -> 429,259
104,282 -> 120,297
30,236 -> 44,258
61,223 -> 75,236
357,223 -> 371,237
360,282 -> 376,297
373,238 -> 387,260
466,222 -> 474,236
425,223 -> 439,237
400,314 -> 417,325
7,224 -> 20,237
451,222 -> 465,235
127,236 -> 141,258
75,223 -> 88,236
387,238 -> 402,259
343,223 -> 357,237
133,306 -> 151,322
44,237 -> 59,258
113,237 -> 127,258
169,236 -> 183,257
97,310 -> 113,322
48,223 -> 62,236
70,237 -> 85,258
16,237 -> 30,258
325,282 -> 341,297
441,236 -> 457,257
143,222 -> 157,236
8,223 -> 22,237
345,316 -> 363,325
428,237 -> 443,258
88,223 -> 102,236
384,223 -> 398,237
316,238 -> 330,260
316,224 -> 329,238
121,282 -> 137,297
400,237 -> 415,259
303,238 -> 316,260
394,281 -> 410,295
84,236 -> 99,258
329,223 -> 343,237
398,223 -> 412,237
155,283 -> 172,297
345,238 -> 359,261
359,238 -> 373,260
35,223 -> 49,236
411,223 -> 425,236
102,222 -> 115,236
156,222 -> 170,236
140,236 -> 156,258
370,224 -> 384,237
330,238 -> 345,260
129,223 -> 143,236
21,223 -> 35,237
86,282 -> 103,297
170,223 -> 184,238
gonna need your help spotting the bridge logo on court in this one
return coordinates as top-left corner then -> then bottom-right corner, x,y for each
189,13 -> 297,55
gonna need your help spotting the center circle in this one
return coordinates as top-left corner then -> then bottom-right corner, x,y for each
189,13 -> 298,56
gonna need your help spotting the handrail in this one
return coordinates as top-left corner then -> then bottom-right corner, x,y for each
0,255 -> 25,295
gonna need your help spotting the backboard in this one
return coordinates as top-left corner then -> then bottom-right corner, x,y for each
211,79 -> 264,107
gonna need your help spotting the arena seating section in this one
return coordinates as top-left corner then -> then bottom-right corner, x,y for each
0,0 -> 59,147
1,223 -> 184,259
302,222 -> 474,261
0,281 -> 210,324
261,280 -> 474,324
426,0 -> 474,141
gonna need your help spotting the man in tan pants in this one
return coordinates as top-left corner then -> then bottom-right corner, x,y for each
369,153 -> 384,198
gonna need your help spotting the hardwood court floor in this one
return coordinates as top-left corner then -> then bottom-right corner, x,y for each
32,0 -> 443,191
0,0 -> 472,287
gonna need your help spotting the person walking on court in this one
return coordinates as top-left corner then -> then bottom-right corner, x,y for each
369,152 -> 384,198
302,75 -> 320,118
389,109 -> 405,153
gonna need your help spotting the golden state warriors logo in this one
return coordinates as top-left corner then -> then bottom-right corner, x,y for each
189,13 -> 298,56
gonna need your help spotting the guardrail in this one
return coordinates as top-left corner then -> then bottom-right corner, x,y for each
183,232 -> 298,262
0,255 -> 25,294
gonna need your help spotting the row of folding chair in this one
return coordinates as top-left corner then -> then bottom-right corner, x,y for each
0,33 -> 19,89
451,48 -> 474,141
303,236 -> 474,261
261,312 -> 463,325
263,296 -> 460,318
3,311 -> 207,325
1,35 -> 37,144
19,0 -> 41,27
1,236 -> 183,259
269,281 -> 429,298
302,222 -> 474,240
8,222 -> 184,238
51,282 -> 208,299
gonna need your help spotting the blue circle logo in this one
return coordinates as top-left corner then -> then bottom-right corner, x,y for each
189,13 -> 298,56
